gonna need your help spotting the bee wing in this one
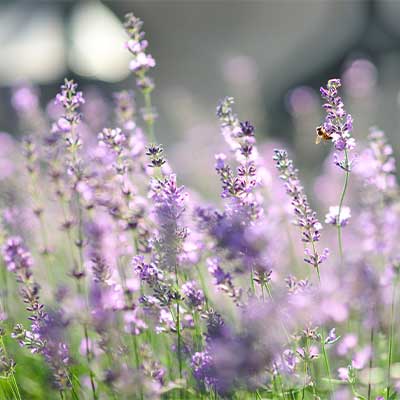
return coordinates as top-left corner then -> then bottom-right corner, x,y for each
315,134 -> 321,144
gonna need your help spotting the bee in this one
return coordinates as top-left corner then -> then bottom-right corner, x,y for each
315,125 -> 332,144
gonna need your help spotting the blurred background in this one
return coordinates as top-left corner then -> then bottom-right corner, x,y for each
1,0 -> 400,194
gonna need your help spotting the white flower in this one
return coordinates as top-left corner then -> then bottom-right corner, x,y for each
325,206 -> 351,227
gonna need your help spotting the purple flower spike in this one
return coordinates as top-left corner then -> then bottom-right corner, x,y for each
320,78 -> 355,170
274,149 -> 329,270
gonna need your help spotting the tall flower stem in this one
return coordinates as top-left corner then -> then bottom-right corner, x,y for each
142,88 -> 156,143
0,336 -> 21,400
337,149 -> 350,259
315,272 -> 333,394
74,193 -> 97,400
174,264 -> 183,382
320,333 -> 333,395
386,279 -> 397,400
0,262 -> 8,316
367,327 -> 374,400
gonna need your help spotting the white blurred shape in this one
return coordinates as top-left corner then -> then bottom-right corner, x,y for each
69,2 -> 131,82
0,5 -> 65,84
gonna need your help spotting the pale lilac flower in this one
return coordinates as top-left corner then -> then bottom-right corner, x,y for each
124,310 -> 148,335
129,53 -> 156,72
325,328 -> 340,345
352,346 -> 372,369
98,128 -> 127,156
337,334 -> 358,356
325,206 -> 351,227
338,367 -> 350,381
282,349 -> 298,374
124,13 -> 156,94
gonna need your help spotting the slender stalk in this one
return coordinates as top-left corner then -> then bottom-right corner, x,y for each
315,264 -> 334,395
337,149 -> 350,259
320,334 -> 333,394
74,194 -> 97,400
301,354 -> 307,400
386,280 -> 397,400
10,376 -> 21,400
67,373 -> 81,400
176,299 -> 183,380
25,155 -> 55,284
173,264 -> 183,400
0,264 -> 8,317
196,264 -> 209,309
250,268 -> 256,295
0,336 -> 21,400
7,380 -> 18,400
367,327 -> 374,400
143,89 -> 155,143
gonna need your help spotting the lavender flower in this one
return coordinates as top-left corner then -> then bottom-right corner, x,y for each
54,79 -> 86,183
191,351 -> 216,388
2,236 -> 33,273
355,128 -> 399,256
325,206 -> 351,227
207,257 -> 242,304
273,149 -> 328,270
98,128 -> 127,156
320,79 -> 355,169
181,281 -> 204,309
114,90 -> 136,132
215,98 -> 262,221
2,237 -> 70,390
124,12 -> 157,136
55,79 -> 85,136
150,174 -> 187,272
1,10 -> 400,400
124,14 -> 156,74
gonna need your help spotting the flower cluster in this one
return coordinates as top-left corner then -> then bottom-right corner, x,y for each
2,237 -> 70,390
55,78 -> 85,134
273,149 -> 329,269
124,13 -> 155,91
355,128 -> 400,257
124,13 -> 156,74
98,128 -> 127,157
114,90 -> 136,132
320,79 -> 355,152
0,11 -> 400,400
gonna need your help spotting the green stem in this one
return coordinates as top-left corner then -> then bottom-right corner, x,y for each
173,264 -> 183,400
313,246 -> 333,395
0,264 -> 8,317
0,337 -> 21,400
337,149 -> 350,260
320,331 -> 333,395
143,89 -> 155,143
7,380 -> 18,400
368,327 -> 374,400
176,300 -> 183,380
386,280 -> 396,400
250,268 -> 256,295
196,265 -> 209,310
